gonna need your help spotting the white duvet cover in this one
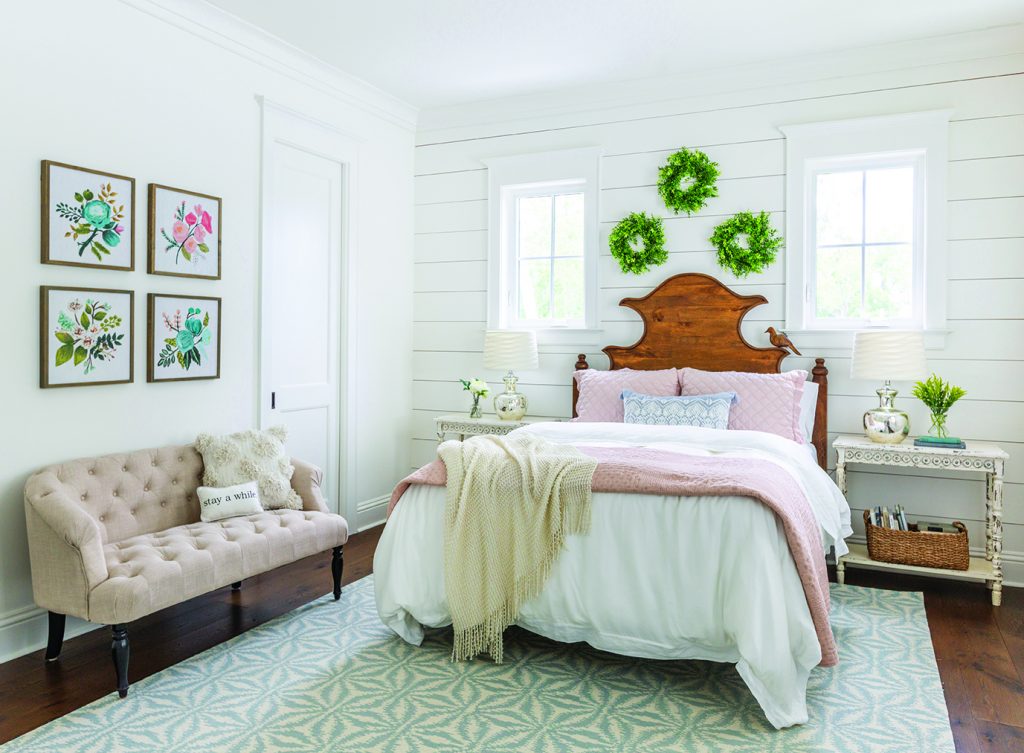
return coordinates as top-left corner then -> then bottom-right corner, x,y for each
373,422 -> 851,728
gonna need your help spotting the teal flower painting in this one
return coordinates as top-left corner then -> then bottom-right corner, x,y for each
148,294 -> 221,382
42,161 -> 135,270
158,307 -> 213,370
56,183 -> 127,261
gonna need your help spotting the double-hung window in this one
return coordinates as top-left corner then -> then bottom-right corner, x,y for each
782,111 -> 949,347
484,148 -> 600,343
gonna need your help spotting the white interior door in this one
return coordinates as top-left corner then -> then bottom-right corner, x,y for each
260,105 -> 352,514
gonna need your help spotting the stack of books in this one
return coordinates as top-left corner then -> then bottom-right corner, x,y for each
870,505 -> 962,534
871,505 -> 909,531
914,436 -> 966,449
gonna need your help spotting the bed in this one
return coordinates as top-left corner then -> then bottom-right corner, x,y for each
374,273 -> 852,729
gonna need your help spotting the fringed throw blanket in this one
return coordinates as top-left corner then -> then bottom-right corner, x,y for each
436,434 -> 597,663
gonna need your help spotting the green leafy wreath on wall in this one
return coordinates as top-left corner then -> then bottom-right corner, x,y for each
657,148 -> 720,215
609,212 -> 667,274
710,211 -> 783,278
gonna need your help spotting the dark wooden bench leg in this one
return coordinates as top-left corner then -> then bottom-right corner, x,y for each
332,546 -> 343,600
45,612 -> 65,662
231,581 -> 242,591
111,624 -> 130,698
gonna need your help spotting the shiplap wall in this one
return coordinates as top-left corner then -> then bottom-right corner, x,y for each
411,41 -> 1024,584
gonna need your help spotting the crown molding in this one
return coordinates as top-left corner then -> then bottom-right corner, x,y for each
417,24 -> 1024,138
117,0 -> 418,130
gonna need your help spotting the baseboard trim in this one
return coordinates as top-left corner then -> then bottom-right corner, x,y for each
356,495 -> 389,532
0,607 -> 97,666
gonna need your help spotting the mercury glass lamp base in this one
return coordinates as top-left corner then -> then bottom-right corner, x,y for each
863,382 -> 910,444
494,371 -> 528,421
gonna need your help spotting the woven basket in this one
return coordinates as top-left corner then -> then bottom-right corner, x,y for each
862,510 -> 970,570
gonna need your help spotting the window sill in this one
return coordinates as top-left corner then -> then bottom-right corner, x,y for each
784,328 -> 948,352
524,327 -> 604,348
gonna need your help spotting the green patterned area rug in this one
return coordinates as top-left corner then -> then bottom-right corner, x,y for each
3,577 -> 954,753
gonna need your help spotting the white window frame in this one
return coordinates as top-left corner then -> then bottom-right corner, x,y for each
780,111 -> 950,349
483,147 -> 601,346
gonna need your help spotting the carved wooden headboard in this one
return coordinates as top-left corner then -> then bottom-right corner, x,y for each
572,273 -> 829,469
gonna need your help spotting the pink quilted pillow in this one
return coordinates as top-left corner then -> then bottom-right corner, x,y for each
574,368 -> 679,422
679,367 -> 807,442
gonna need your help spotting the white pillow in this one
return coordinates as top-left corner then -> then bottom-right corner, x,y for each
798,380 -> 819,444
195,425 -> 303,511
197,481 -> 263,522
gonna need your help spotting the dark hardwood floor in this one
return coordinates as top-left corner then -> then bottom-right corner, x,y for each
0,525 -> 1021,752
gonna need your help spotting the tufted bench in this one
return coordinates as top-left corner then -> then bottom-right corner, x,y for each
24,444 -> 348,697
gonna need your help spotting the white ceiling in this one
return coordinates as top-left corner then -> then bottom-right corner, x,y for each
205,0 -> 1024,109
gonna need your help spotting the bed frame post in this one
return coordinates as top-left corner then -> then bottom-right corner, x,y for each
572,354 -> 589,418
811,358 -> 829,471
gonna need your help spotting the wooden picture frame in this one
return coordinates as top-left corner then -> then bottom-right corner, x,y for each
40,286 -> 134,388
148,184 -> 222,280
41,160 -> 135,271
147,293 -> 222,382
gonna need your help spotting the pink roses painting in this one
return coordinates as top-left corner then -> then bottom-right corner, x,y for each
161,201 -> 213,264
150,185 -> 221,279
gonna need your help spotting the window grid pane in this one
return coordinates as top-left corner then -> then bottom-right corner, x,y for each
513,190 -> 585,324
813,164 -> 916,325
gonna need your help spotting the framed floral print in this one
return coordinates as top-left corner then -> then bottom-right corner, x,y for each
148,184 -> 222,279
147,293 -> 221,382
41,161 -> 135,270
41,286 -> 134,388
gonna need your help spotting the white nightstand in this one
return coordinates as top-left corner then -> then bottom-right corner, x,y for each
434,414 -> 549,443
833,433 -> 1009,605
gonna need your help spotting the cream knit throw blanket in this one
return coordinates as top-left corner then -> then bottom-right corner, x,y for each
438,433 -> 598,663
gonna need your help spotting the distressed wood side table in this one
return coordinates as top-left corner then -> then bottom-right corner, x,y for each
833,433 -> 1008,606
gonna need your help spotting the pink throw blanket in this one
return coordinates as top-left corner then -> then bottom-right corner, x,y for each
389,445 -> 837,667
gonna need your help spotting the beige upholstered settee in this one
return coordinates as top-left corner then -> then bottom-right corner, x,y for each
24,444 -> 349,697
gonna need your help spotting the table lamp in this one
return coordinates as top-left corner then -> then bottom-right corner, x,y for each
483,330 -> 539,420
850,330 -> 927,444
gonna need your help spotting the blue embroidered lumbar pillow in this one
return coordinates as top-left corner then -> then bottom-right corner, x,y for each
621,390 -> 738,429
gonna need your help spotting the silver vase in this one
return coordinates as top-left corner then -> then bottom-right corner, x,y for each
863,381 -> 910,444
493,371 -> 528,421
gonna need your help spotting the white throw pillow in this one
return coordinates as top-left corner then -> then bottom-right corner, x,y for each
195,425 -> 303,511
197,481 -> 263,522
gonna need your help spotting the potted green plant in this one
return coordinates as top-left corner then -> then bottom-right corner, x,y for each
912,374 -> 966,438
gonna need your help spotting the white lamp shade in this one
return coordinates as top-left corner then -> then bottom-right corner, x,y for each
850,330 -> 927,381
483,330 -> 539,371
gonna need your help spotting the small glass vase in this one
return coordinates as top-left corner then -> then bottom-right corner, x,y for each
928,412 -> 949,438
469,394 -> 483,419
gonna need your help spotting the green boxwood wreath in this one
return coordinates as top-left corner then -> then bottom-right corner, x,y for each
609,212 -> 667,275
657,148 -> 720,215
710,211 -> 783,278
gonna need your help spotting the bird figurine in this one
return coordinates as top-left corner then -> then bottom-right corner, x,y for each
765,327 -> 802,356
